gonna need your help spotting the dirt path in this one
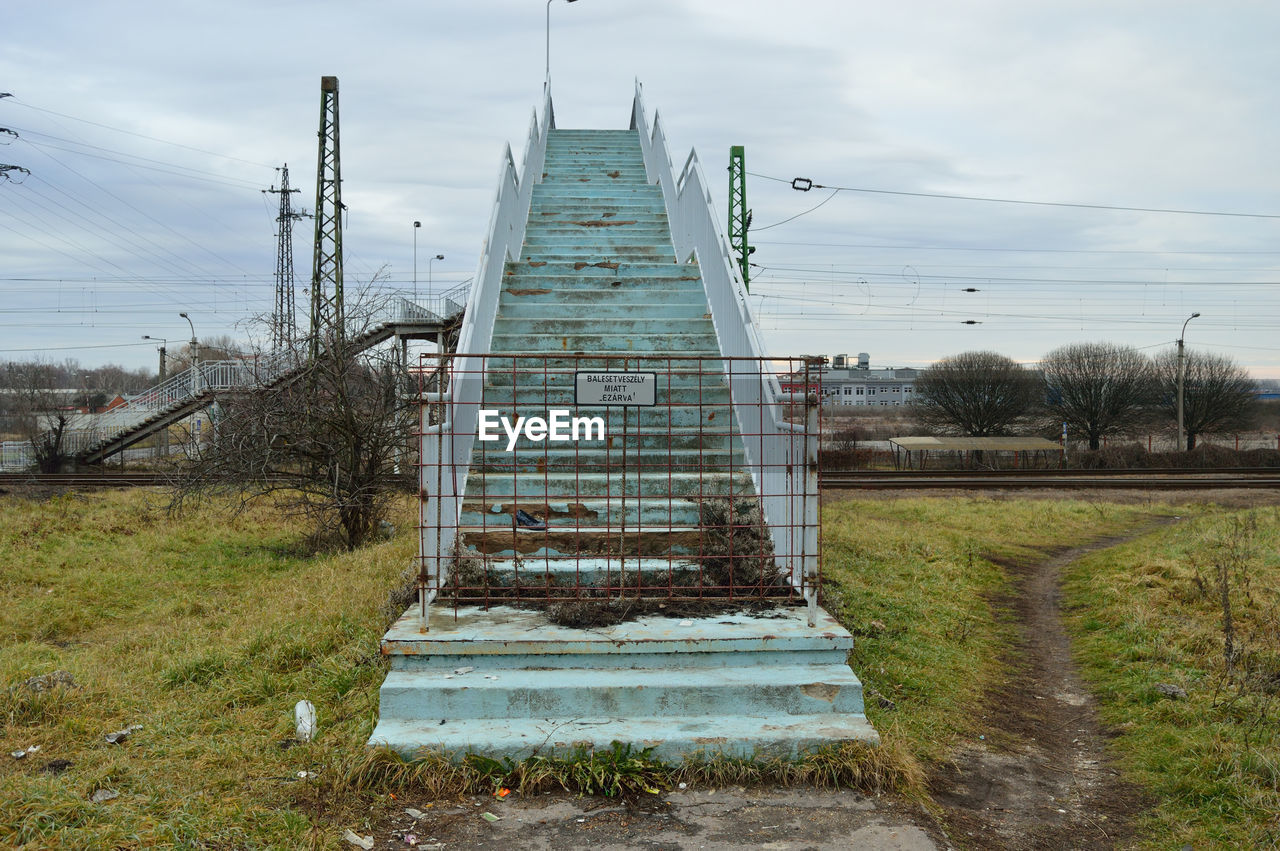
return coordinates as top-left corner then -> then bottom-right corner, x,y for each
929,521 -> 1177,849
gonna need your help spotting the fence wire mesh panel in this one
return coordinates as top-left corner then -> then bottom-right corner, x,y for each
416,353 -> 821,620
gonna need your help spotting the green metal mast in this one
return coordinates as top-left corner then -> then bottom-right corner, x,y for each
309,75 -> 344,360
728,145 -> 753,290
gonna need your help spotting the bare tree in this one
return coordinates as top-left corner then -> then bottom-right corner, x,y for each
172,295 -> 412,550
1042,342 -> 1155,450
1154,348 -> 1256,450
913,350 -> 1040,436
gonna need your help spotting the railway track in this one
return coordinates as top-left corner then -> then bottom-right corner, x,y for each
820,468 -> 1280,490
3,468 -> 1279,491
0,471 -> 177,488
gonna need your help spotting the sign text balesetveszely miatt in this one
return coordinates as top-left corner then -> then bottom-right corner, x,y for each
574,371 -> 657,407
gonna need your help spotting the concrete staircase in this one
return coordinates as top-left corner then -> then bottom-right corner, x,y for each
372,126 -> 876,761
461,129 -> 750,582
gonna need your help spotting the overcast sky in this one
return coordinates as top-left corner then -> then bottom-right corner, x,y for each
4,1 -> 1279,377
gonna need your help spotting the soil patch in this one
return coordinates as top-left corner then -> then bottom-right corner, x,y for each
928,522 -> 1178,849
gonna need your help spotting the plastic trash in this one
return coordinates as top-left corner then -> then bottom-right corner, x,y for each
90,789 -> 119,804
295,700 -> 317,743
343,829 -> 374,849
105,725 -> 141,745
481,812 -> 502,823
405,808 -> 427,820
453,666 -> 474,675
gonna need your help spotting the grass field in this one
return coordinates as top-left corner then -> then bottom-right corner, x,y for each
2,488 -> 1276,847
1064,506 -> 1280,848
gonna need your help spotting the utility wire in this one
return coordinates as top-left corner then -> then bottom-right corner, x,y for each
4,99 -> 277,169
752,189 -> 841,231
749,172 -> 1280,220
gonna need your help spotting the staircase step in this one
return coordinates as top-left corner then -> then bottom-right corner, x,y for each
491,317 -> 715,336
460,499 -> 703,528
471,447 -> 743,471
458,525 -> 718,557
368,712 -> 877,762
384,605 -> 848,662
498,292 -> 707,311
504,260 -> 690,276
377,663 -> 866,722
488,332 -> 714,353
466,470 -> 754,498
520,250 -> 677,262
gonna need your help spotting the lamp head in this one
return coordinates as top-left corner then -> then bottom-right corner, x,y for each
435,254 -> 444,260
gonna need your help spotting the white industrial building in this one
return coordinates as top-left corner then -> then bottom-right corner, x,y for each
817,353 -> 921,407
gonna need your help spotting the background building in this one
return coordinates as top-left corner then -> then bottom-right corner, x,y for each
782,353 -> 921,407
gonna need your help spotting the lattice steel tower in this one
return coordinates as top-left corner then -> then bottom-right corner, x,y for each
309,76 -> 344,359
263,164 -> 305,349
728,145 -> 753,290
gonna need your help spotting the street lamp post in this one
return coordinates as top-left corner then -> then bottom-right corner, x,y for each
413,221 -> 421,303
142,335 -> 168,383
179,312 -> 199,395
1176,312 -> 1201,452
142,335 -> 168,459
179,313 -> 198,365
546,0 -> 580,83
428,253 -> 444,294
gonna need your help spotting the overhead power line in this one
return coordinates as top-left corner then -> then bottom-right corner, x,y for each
750,172 -> 1280,220
4,98 -> 277,169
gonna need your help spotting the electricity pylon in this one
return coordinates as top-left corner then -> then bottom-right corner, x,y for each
263,164 -> 307,350
309,76 -> 344,359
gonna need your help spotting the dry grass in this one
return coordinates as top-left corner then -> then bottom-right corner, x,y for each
7,486 -> 1261,848
0,488 -> 415,848
1064,506 -> 1280,848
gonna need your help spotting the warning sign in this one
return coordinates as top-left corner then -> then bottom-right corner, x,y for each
574,371 -> 657,407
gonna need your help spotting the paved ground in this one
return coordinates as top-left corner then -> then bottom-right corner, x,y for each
376,786 -> 942,850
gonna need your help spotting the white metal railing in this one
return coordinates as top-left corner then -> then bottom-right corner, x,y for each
58,349 -> 304,458
631,80 -> 819,621
418,84 -> 555,621
375,282 -> 471,328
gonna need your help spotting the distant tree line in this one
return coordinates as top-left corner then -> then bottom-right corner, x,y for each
914,342 -> 1258,450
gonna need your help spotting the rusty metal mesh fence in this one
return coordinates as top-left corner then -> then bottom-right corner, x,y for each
415,353 -> 821,621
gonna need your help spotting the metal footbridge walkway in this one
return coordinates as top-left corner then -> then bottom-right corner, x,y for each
6,288 -> 467,469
